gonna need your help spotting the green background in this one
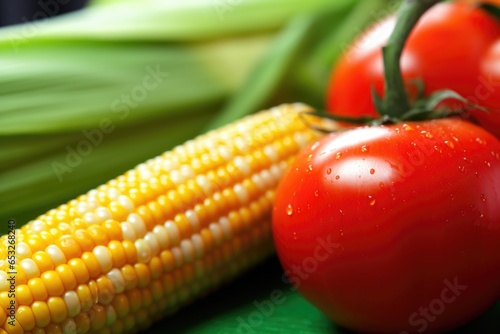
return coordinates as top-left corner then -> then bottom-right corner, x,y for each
148,256 -> 500,334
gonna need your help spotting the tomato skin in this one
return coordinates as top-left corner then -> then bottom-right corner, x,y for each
326,2 -> 500,137
272,119 -> 500,333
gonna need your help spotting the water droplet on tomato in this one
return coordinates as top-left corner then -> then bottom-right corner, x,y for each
379,182 -> 384,188
445,140 -> 454,149
339,229 -> 344,236
480,194 -> 486,202
335,175 -> 340,180
475,171 -> 480,178
307,164 -> 313,172
458,165 -> 465,173
286,204 -> 293,216
420,131 -> 433,138
402,124 -> 413,131
368,195 -> 376,206
476,138 -> 486,145
326,168 -> 332,175
335,152 -> 342,159
311,142 -> 320,151
452,136 -> 459,142
314,190 -> 319,197
485,161 -> 491,168
361,145 -> 369,153
370,169 -> 375,175
307,154 -> 313,162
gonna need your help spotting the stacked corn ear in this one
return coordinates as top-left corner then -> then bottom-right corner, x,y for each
0,104 -> 335,334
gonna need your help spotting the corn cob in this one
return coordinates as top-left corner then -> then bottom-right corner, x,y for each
0,104 -> 328,334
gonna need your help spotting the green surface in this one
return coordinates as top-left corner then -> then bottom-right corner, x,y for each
147,256 -> 500,334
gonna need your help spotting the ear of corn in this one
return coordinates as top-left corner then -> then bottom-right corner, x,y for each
0,104 -> 334,334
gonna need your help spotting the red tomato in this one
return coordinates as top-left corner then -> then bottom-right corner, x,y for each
326,2 -> 500,138
272,118 -> 500,333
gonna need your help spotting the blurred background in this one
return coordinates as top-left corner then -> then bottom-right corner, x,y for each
0,0 -> 88,27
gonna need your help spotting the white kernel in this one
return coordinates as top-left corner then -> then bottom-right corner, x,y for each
76,202 -> 90,214
105,305 -> 117,326
107,268 -> 125,294
170,170 -> 185,185
171,247 -> 183,267
233,156 -> 251,175
264,145 -> 278,162
209,223 -> 223,246
63,291 -> 81,318
135,239 -> 152,263
107,188 -> 121,201
293,132 -> 308,148
93,245 -> 113,273
233,184 -> 249,204
121,222 -> 137,241
16,242 -> 32,260
217,146 -> 233,161
45,245 -> 67,266
180,240 -> 195,263
62,318 -> 77,334
58,223 -> 71,233
31,220 -> 47,232
144,232 -> 160,256
191,234 -> 204,259
127,213 -> 146,238
95,206 -> 112,222
83,212 -> 99,225
118,195 -> 134,213
20,258 -> 40,279
269,164 -> 283,181
195,175 -> 212,195
185,210 -> 200,232
162,158 -> 179,171
152,225 -> 169,250
251,173 -> 265,190
164,221 -> 180,246
259,169 -> 272,188
180,164 -> 195,179
234,137 -> 248,152
218,217 -> 232,240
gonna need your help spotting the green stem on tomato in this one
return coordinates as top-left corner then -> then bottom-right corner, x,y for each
381,0 -> 442,118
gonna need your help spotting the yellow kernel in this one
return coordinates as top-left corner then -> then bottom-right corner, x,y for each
120,265 -> 137,291
16,285 -> 34,306
81,252 -> 101,279
96,277 -> 115,305
47,297 -> 67,324
56,235 -> 82,260
110,293 -> 129,319
32,301 -> 50,328
148,257 -> 163,280
32,251 -> 54,273
55,264 -> 77,291
76,285 -> 94,313
67,258 -> 90,284
28,278 -> 48,301
159,250 -> 175,273
16,306 -> 35,331
72,230 -> 95,253
40,271 -> 64,297
107,241 -> 126,268
121,240 -> 137,264
125,289 -> 142,313
87,225 -> 109,247
102,220 -> 123,242
45,323 -> 62,334
73,312 -> 91,334
134,263 -> 151,288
